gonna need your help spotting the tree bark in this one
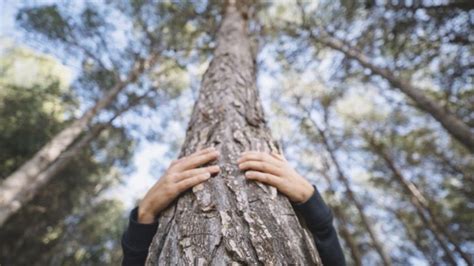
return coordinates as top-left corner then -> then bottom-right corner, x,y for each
145,3 -> 322,265
306,114 -> 392,265
368,139 -> 472,265
310,29 -> 474,152
0,86 -> 156,226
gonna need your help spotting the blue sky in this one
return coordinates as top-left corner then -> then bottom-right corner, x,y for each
0,0 -> 284,209
4,1 -> 460,263
0,0 -> 389,240
0,0 -> 158,207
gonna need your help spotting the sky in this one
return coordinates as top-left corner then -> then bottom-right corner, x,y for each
0,0 -> 397,226
0,0 -> 157,208
0,0 -> 284,210
2,2 -> 448,264
0,0 -> 391,230
0,1 -> 17,36
5,0 -> 468,265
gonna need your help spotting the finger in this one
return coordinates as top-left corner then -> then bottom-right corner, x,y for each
239,161 -> 282,176
245,170 -> 282,188
271,151 -> 286,161
190,147 -> 216,157
173,147 -> 216,165
173,165 -> 220,182
175,150 -> 219,171
238,151 -> 282,167
176,173 -> 211,192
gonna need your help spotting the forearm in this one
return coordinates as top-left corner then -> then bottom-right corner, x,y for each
121,207 -> 158,266
292,185 -> 346,266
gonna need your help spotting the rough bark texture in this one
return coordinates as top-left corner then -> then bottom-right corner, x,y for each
0,59 -> 156,226
146,3 -> 322,265
312,29 -> 474,153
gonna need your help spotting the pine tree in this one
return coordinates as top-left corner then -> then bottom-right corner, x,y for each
146,2 -> 322,264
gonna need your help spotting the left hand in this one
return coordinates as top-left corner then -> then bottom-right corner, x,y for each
238,151 -> 315,204
137,147 -> 220,223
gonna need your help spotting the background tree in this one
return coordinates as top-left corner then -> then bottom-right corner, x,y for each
0,1 -> 210,264
0,43 -> 132,265
0,0 -> 472,265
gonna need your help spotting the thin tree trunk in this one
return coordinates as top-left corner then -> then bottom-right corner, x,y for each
319,169 -> 363,266
335,215 -> 362,266
146,2 -> 322,265
390,208 -> 437,265
0,86 -> 157,226
384,1 -> 474,12
368,139 -> 472,265
308,29 -> 474,152
435,150 -> 474,183
306,114 -> 392,265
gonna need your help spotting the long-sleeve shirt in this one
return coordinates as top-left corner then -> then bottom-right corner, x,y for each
121,186 -> 346,265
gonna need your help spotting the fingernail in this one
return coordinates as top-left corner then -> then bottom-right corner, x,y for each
204,172 -> 211,177
211,165 -> 220,171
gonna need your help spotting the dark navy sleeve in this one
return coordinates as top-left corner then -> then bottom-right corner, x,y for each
122,188 -> 345,266
292,185 -> 346,266
121,207 -> 158,266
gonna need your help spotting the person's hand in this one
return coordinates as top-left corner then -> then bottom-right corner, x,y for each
138,147 -> 220,223
238,151 -> 314,204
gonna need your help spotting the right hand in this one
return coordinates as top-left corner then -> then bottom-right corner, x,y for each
137,147 -> 220,223
238,151 -> 314,204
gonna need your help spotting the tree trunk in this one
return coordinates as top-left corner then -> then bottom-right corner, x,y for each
306,114 -> 392,265
335,215 -> 362,266
0,86 -> 156,227
0,55 -> 156,224
319,169 -> 363,266
310,29 -> 474,152
145,3 -> 322,265
368,139 -> 472,265
390,208 -> 437,265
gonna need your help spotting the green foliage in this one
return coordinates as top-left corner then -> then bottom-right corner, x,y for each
81,7 -> 103,31
0,0 -> 222,263
0,43 -> 75,178
17,5 -> 71,41
0,45 -> 132,265
0,83 -> 65,178
48,200 -> 127,265
265,0 -> 473,263
2,0 -> 472,265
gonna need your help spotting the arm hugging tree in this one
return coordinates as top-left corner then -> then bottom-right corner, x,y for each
145,1 -> 322,264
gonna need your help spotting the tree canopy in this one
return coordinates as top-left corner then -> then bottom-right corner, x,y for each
0,0 -> 472,265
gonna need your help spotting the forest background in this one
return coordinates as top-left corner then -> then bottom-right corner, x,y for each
0,0 -> 472,265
